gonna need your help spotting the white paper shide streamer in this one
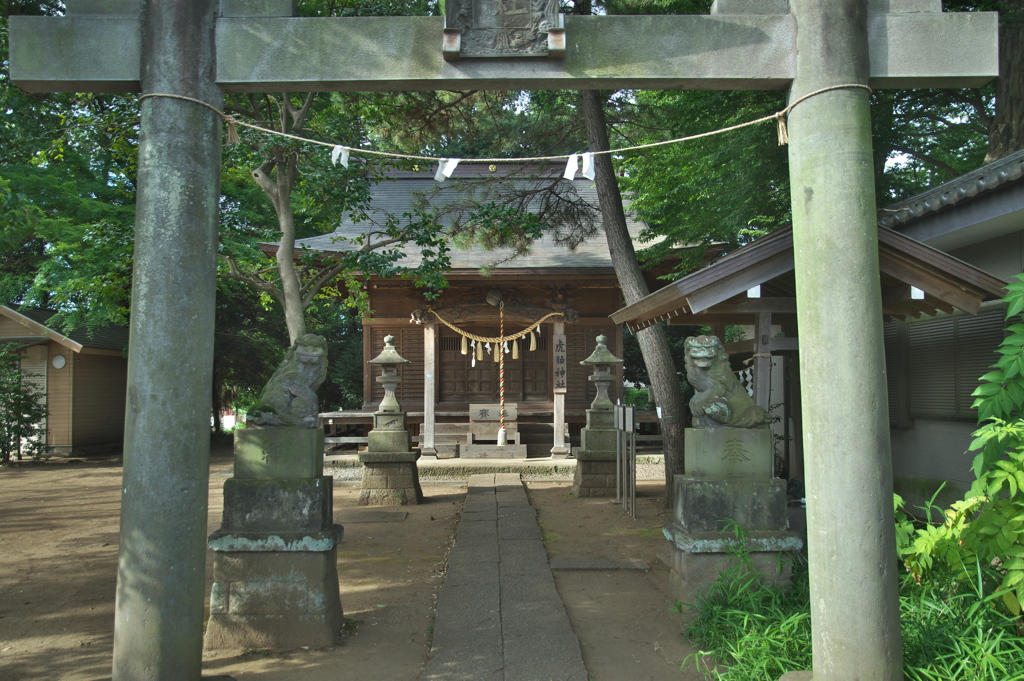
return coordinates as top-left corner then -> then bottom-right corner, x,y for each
563,153 -> 579,180
434,157 -> 461,182
331,145 -> 350,168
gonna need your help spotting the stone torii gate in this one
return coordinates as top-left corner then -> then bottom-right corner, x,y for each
10,1 -> 997,679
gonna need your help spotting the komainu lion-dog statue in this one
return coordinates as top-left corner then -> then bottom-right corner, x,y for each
248,334 -> 329,428
683,335 -> 771,429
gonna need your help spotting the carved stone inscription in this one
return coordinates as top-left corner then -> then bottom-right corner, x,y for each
722,438 -> 751,463
446,0 -> 559,57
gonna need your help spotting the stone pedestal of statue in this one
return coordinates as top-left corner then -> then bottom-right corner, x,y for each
358,410 -> 423,505
664,426 -> 803,610
204,425 -> 344,650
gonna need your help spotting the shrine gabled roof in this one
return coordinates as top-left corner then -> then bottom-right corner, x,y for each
610,226 -> 1007,333
0,306 -> 129,353
877,148 -> 1024,237
266,164 -> 655,272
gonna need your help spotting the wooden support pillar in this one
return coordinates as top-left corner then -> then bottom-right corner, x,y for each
421,322 -> 437,456
753,312 -> 772,410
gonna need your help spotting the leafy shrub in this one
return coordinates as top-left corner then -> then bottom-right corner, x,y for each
899,275 -> 1024,619
682,533 -> 1024,680
624,387 -> 650,410
0,344 -> 49,463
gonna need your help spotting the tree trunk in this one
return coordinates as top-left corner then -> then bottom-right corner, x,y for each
274,195 -> 307,344
211,371 -> 224,433
252,148 -> 307,344
580,89 -> 689,506
986,0 -> 1024,161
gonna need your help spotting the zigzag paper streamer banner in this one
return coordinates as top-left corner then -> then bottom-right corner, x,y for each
434,157 -> 461,182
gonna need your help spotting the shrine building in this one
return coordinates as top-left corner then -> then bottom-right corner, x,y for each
266,163 -> 671,457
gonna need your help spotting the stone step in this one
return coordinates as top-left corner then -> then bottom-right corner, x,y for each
461,444 -> 528,459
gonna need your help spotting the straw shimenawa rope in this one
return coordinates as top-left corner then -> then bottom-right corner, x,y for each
139,83 -> 871,163
429,309 -> 566,344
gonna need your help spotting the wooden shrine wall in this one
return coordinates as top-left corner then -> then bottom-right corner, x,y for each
362,280 -> 623,411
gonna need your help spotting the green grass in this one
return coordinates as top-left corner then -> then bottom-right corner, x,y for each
680,544 -> 1024,681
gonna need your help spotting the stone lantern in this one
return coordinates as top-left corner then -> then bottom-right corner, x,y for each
572,335 -> 623,498
580,334 -> 622,410
369,334 -> 410,415
359,335 -> 423,505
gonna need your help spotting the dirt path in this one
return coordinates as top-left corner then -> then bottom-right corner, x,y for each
0,452 -> 700,681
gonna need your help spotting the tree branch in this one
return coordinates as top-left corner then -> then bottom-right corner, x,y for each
291,92 -> 317,132
251,158 -> 280,205
300,260 -> 350,307
218,254 -> 285,307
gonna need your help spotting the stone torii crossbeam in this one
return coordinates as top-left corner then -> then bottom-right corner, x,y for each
9,1 -> 997,680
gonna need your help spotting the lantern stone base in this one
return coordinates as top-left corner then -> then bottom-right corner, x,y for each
357,453 -> 423,506
571,459 -> 616,498
570,406 -> 618,497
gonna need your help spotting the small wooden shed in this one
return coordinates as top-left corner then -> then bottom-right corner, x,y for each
0,306 -> 129,454
610,225 -> 1007,486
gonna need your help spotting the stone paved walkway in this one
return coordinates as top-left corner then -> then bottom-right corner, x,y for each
421,473 -> 589,681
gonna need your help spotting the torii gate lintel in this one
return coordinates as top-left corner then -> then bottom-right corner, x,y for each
10,0 -> 996,93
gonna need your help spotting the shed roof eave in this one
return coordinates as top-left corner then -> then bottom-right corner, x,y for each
610,226 -> 1008,330
878,147 -> 1024,231
0,306 -> 84,353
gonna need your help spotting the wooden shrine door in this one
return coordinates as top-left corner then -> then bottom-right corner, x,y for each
438,325 -> 548,404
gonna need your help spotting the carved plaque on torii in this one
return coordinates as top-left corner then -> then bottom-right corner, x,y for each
443,0 -> 565,60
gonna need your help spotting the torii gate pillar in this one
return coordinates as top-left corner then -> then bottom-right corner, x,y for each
785,1 -> 902,678
111,2 -> 222,680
